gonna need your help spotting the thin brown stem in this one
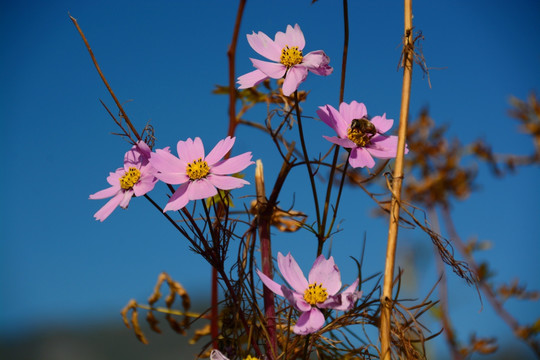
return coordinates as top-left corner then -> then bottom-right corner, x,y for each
69,15 -> 141,141
319,0 -> 350,255
428,207 -> 462,360
380,0 -> 414,358
441,205 -> 540,358
293,91 -> 322,239
226,0 -> 247,138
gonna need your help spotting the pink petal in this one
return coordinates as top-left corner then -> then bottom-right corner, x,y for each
367,135 -> 399,159
210,350 -> 229,360
303,50 -> 333,76
187,179 -> 217,200
257,269 -> 285,297
89,185 -> 120,200
339,101 -> 367,126
370,113 -> 394,134
207,174 -> 249,190
275,24 -> 305,50
327,104 -> 349,138
150,149 -> 187,183
316,106 -> 334,130
119,189 -> 134,208
282,66 -> 308,96
133,176 -> 157,197
308,255 -> 342,296
205,136 -> 235,166
211,152 -> 254,175
277,252 -> 309,294
323,135 -> 356,148
327,279 -> 362,311
164,183 -> 190,212
349,147 -> 375,168
282,286 -> 312,312
177,137 -> 205,163
251,59 -> 287,79
136,140 -> 152,158
155,171 -> 189,185
237,69 -> 269,89
93,192 -> 123,221
106,169 -> 124,186
246,31 -> 281,62
293,308 -> 325,335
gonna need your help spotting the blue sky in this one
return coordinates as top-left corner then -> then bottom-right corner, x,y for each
1,0 -> 539,357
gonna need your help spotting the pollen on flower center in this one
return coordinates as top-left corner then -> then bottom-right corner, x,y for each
280,45 -> 303,68
304,283 -> 328,305
244,356 -> 260,360
119,167 -> 141,190
186,158 -> 210,180
347,127 -> 371,147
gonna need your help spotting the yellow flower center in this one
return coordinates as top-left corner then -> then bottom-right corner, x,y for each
303,283 -> 328,306
186,158 -> 210,180
245,356 -> 260,360
347,127 -> 371,147
119,167 -> 141,190
280,45 -> 303,68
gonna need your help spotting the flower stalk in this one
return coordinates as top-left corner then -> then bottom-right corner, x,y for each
379,0 -> 414,358
255,160 -> 277,359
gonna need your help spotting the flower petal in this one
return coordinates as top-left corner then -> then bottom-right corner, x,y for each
89,185 -> 120,200
370,113 -> 394,134
339,101 -> 367,126
349,147 -> 375,168
282,286 -> 312,312
275,24 -> 305,50
155,171 -> 189,185
316,105 -> 334,130
210,350 -> 229,360
246,31 -> 281,62
187,179 -> 217,200
367,135 -> 400,159
277,252 -> 309,294
257,269 -> 285,297
327,104 -> 349,138
133,175 -> 157,197
207,174 -> 249,190
308,255 -> 342,296
282,66 -> 308,96
119,189 -> 134,208
177,137 -> 205,163
150,149 -> 187,184
251,59 -> 287,79
93,192 -> 123,221
327,279 -> 362,311
164,183 -> 190,212
237,69 -> 269,89
323,135 -> 356,149
293,308 -> 325,335
211,152 -> 254,175
303,50 -> 333,76
205,136 -> 235,166
106,169 -> 124,186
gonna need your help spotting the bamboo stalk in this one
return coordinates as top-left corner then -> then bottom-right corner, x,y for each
379,0 -> 414,358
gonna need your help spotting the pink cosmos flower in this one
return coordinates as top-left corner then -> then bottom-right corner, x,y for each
90,141 -> 158,221
237,24 -> 333,96
257,252 -> 361,335
317,101 -> 407,168
149,136 -> 253,212
210,350 -> 259,360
